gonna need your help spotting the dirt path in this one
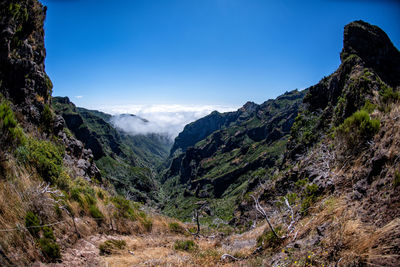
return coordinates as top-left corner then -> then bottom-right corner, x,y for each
35,224 -> 266,267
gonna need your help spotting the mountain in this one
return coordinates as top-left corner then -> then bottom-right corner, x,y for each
157,20 -> 400,266
0,1 -> 160,265
52,96 -> 172,202
1,1 -> 399,265
230,20 -> 400,266
162,89 -> 306,221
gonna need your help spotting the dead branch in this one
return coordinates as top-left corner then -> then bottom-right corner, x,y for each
251,195 -> 281,239
192,208 -> 200,237
191,201 -> 207,237
221,253 -> 239,262
284,197 -> 295,236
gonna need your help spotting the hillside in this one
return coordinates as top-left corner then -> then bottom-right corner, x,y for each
228,20 -> 400,266
0,1 -> 169,265
0,0 -> 399,266
52,96 -> 172,203
162,90 -> 306,222
159,20 -> 400,266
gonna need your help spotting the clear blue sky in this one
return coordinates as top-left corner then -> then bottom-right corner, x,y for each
41,0 -> 400,109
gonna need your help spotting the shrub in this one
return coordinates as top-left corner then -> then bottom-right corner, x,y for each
174,240 -> 197,252
256,226 -> 283,249
38,238 -> 61,262
142,217 -> 153,232
89,205 -> 104,223
380,85 -> 399,106
70,187 -> 83,204
335,109 -> 380,150
99,239 -> 126,255
169,222 -> 185,234
25,211 -> 41,238
42,226 -> 55,240
44,74 -> 53,95
290,111 -> 319,147
40,104 -> 54,133
56,170 -> 71,191
111,195 -> 136,220
23,138 -> 64,184
69,178 -> 96,207
301,184 -> 319,215
0,101 -> 25,159
97,189 -> 105,200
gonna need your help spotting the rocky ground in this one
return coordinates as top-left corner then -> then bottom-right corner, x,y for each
31,229 -> 266,267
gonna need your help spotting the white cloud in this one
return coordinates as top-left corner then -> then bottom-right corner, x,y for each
75,95 -> 83,99
99,104 -> 238,139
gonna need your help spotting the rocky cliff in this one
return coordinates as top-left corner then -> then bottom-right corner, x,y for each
230,20 -> 400,266
0,0 -> 50,123
0,1 -> 159,265
0,0 -> 99,181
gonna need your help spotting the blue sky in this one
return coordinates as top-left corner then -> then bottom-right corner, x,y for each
41,0 -> 400,110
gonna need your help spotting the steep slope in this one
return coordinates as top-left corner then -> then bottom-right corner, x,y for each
162,90 -> 305,221
0,1 -> 162,265
229,20 -> 400,266
52,96 -> 172,202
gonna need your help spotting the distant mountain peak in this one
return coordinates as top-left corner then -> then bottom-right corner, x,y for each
240,101 -> 258,113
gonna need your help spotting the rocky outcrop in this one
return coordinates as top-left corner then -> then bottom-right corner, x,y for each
52,114 -> 101,181
0,0 -> 51,123
286,20 -> 400,161
341,20 -> 400,87
0,1 -> 102,182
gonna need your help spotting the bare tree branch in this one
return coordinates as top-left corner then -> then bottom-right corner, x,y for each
221,253 -> 239,261
250,195 -> 281,239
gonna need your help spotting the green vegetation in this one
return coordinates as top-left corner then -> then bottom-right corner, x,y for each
40,104 -> 54,133
0,100 -> 25,160
38,237 -> 61,262
52,97 -> 171,203
335,109 -> 380,149
379,85 -> 399,112
301,184 -> 319,215
111,195 -> 138,220
256,226 -> 283,249
89,205 -> 104,223
25,211 -> 41,238
68,178 -> 97,208
8,2 -> 29,23
99,239 -> 127,255
290,111 -> 320,147
169,222 -> 185,234
174,240 -> 198,252
18,138 -> 64,184
44,74 -> 53,95
25,211 -> 60,262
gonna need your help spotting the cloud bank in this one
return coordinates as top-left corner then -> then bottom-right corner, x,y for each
100,104 -> 238,140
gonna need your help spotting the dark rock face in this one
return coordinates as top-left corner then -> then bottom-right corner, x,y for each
305,20 -> 400,114
286,21 -> 400,161
0,0 -> 51,122
341,20 -> 400,87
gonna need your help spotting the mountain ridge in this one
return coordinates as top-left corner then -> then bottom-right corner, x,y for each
0,1 -> 399,264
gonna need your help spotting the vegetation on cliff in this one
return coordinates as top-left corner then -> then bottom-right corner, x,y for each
0,0 -> 399,265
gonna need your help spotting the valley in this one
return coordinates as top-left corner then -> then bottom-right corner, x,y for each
0,0 -> 399,266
